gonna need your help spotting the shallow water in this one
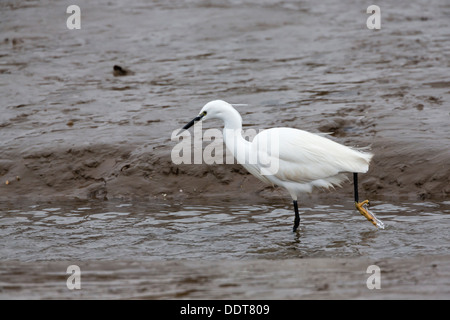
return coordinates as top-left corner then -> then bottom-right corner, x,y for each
1,200 -> 449,262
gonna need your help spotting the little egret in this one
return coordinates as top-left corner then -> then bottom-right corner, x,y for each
182,100 -> 384,232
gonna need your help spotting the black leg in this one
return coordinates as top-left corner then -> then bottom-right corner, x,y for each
353,172 -> 359,203
293,200 -> 300,232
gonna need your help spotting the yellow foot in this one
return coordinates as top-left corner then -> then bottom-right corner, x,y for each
355,200 -> 385,229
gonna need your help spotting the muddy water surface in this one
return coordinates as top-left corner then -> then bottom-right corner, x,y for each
1,200 -> 449,262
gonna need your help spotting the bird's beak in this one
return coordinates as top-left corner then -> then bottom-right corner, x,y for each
183,114 -> 204,130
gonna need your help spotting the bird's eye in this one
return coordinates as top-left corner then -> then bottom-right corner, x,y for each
201,111 -> 207,116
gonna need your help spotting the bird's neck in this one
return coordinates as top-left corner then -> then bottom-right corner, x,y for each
222,112 -> 251,164
222,107 -> 243,131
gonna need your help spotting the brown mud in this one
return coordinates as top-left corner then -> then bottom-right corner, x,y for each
0,0 -> 449,204
2,255 -> 450,299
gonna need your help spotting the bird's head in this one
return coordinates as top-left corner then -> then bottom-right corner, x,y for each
183,100 -> 241,130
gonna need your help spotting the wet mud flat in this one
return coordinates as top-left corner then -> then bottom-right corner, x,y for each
1,255 -> 449,299
0,0 -> 449,203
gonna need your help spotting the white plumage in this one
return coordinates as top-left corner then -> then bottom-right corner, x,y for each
183,100 -> 377,231
248,127 -> 372,197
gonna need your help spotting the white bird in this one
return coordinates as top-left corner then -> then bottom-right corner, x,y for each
182,100 -> 384,231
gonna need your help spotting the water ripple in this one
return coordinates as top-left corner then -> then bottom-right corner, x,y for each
0,200 -> 449,262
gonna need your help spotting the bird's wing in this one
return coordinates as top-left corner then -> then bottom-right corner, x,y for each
241,163 -> 274,186
252,128 -> 372,184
